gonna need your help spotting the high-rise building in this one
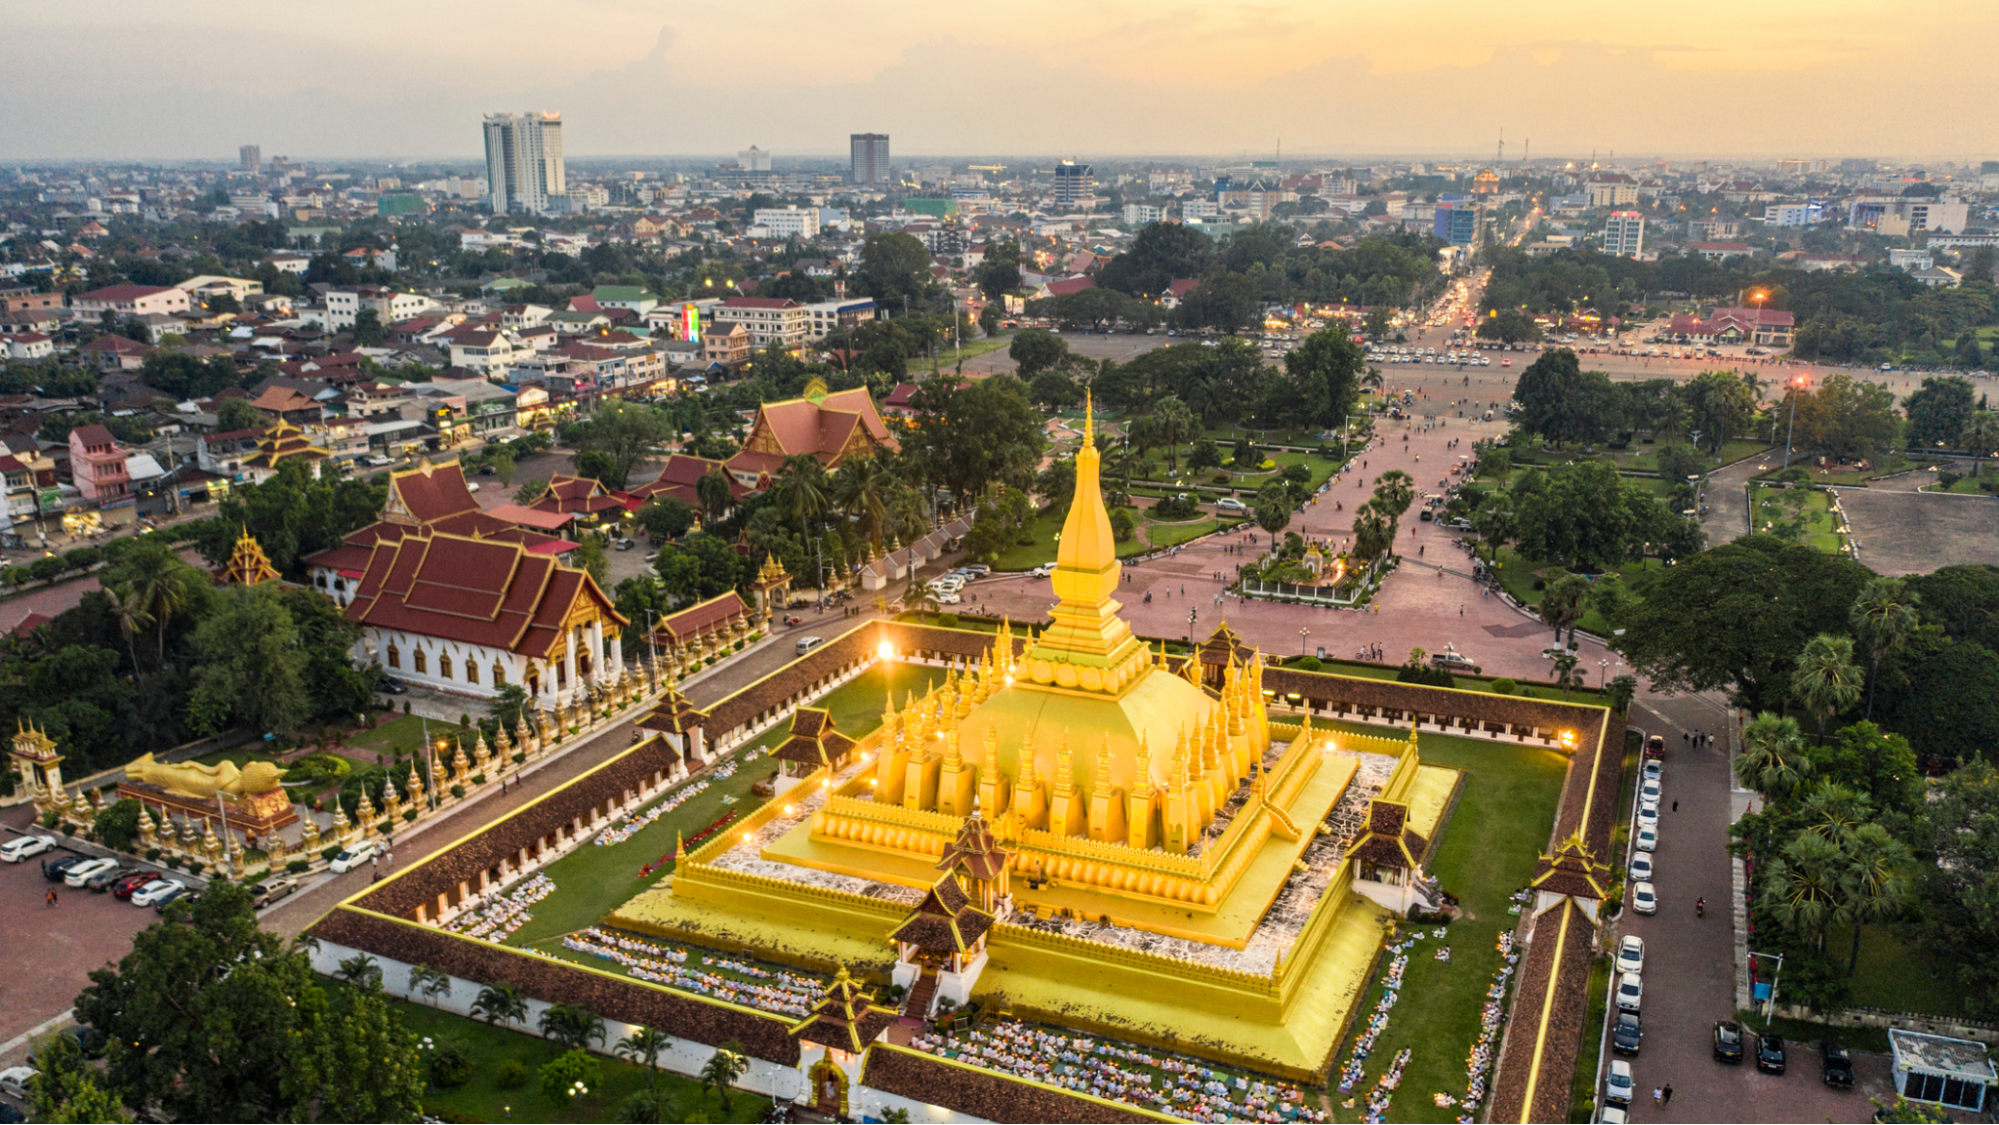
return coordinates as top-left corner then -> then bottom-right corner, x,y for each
1053,160 -> 1095,208
239,145 -> 262,173
482,112 -> 566,213
1603,211 -> 1646,257
850,133 -> 890,186
1434,202 -> 1481,246
739,146 -> 771,174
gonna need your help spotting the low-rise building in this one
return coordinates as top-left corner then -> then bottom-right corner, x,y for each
325,286 -> 431,331
710,297 -> 809,353
71,284 -> 189,319
752,206 -> 819,239
68,423 -> 131,506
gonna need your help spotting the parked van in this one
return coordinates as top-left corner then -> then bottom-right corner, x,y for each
795,636 -> 825,655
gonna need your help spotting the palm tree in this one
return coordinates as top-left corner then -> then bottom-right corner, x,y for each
1352,504 -> 1393,563
1849,578 -> 1920,720
1840,822 -> 1912,976
408,964 -> 451,1008
335,954 -> 382,989
831,456 -> 891,555
1550,652 -> 1584,700
1796,780 -> 1870,845
471,982 -> 528,1030
1758,831 -> 1849,954
695,469 -> 733,525
109,584 -> 154,678
1470,496 -> 1518,561
1540,574 -> 1592,649
1791,633 -> 1864,743
770,453 -> 831,548
1151,396 -> 1196,471
1360,365 -> 1385,399
124,542 -> 196,670
538,1002 -> 606,1052
1735,712 -> 1812,800
1370,469 -> 1416,522
616,1027 -> 671,1095
699,1041 -> 750,1112
906,582 -> 941,623
1963,410 -> 1999,460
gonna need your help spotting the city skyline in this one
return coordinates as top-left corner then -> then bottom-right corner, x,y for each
4,1 -> 1997,160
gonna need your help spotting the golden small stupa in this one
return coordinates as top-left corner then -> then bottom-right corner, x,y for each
217,526 -> 280,586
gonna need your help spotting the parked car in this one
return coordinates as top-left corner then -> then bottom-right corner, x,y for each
251,877 -> 300,908
1639,778 -> 1663,804
1215,497 -> 1248,513
613,538 -> 636,551
1612,1011 -> 1642,1056
129,879 -> 185,908
41,854 -> 86,881
64,857 -> 120,888
1615,971 -> 1643,1011
1637,801 -> 1660,830
151,884 -> 191,912
1628,853 -> 1655,883
1820,1041 -> 1853,1088
1595,1107 -> 1628,1125
1632,881 -> 1658,915
793,637 -> 824,656
84,864 -> 129,892
113,870 -> 162,898
0,834 -> 55,863
1642,759 -> 1663,783
1605,1058 -> 1636,1106
1644,734 -> 1665,759
1756,1033 -> 1787,1074
1634,825 -> 1659,852
1429,646 -> 1477,671
1030,565 -> 1051,578
1714,1020 -> 1746,1063
961,564 -> 991,577
328,841 -> 378,874
380,676 -> 409,695
1615,935 -> 1645,975
0,1067 -> 36,1100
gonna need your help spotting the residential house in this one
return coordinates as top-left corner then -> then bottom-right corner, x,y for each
709,297 -> 810,353
71,284 -> 189,319
703,323 -> 751,368
68,424 -> 131,506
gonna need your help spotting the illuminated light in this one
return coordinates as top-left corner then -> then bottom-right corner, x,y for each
877,641 -> 895,660
783,805 -> 794,815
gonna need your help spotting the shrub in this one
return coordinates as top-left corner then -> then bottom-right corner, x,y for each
449,785 -> 466,800
287,859 -> 311,874
540,1049 -> 602,1106
1490,678 -> 1517,695
1294,656 -> 1323,672
165,856 -> 184,870
145,847 -> 162,862
937,613 -> 959,628
512,752 -> 527,764
403,701 -> 412,715
402,809 -> 418,823
470,773 -> 486,786
1532,578 -> 1546,592
496,1059 -> 530,1089
322,845 -> 343,861
428,1035 -> 475,1088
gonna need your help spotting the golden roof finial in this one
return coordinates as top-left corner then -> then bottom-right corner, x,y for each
1094,731 -> 1112,791
1083,388 -> 1094,449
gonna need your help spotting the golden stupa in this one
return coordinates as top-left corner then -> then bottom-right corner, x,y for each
615,394 -> 1453,1077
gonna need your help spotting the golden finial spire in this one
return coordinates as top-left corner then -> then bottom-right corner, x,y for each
1053,728 -> 1073,795
1094,731 -> 1112,791
1083,388 -> 1094,449
1135,729 -> 1152,789
1016,728 -> 1037,785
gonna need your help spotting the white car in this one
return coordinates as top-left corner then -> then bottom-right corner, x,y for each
0,1065 -> 36,1100
129,878 -> 186,908
1597,1106 -> 1629,1125
1616,935 -> 1645,975
329,841 -> 378,874
938,593 -> 962,605
1030,566 -> 1050,578
1605,1059 -> 1636,1108
0,834 -> 56,862
1615,971 -> 1644,1012
1629,853 -> 1655,883
1632,881 -> 1658,915
1636,801 -> 1660,830
64,857 -> 120,887
1215,497 -> 1248,513
1642,760 -> 1662,783
1634,825 -> 1658,852
1639,778 -> 1663,805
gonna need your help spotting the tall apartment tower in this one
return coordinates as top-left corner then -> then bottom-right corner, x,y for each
482,112 -> 566,213
1604,211 -> 1646,257
1053,160 -> 1095,207
850,133 -> 891,186
739,145 -> 772,174
239,144 -> 262,173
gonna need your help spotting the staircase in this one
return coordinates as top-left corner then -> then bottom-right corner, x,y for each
903,968 -> 938,1020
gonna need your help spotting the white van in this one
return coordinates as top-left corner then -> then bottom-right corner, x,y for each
795,636 -> 824,655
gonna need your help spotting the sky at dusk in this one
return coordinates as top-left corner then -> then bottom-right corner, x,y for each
6,0 -> 1998,162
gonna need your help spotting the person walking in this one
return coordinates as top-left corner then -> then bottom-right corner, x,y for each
1661,1084 -> 1673,1106
46,888 -> 57,907
1696,897 -> 1706,917
371,856 -> 380,882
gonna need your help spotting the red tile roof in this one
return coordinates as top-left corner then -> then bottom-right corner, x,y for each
345,533 -> 624,658
74,284 -> 176,303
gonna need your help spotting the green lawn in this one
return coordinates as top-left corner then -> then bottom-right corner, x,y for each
1751,455 -> 1912,486
499,662 -> 949,949
1833,923 -> 1971,1019
1322,722 -> 1570,1122
1748,487 -> 1843,554
354,987 -> 765,1123
987,508 -> 1067,572
1143,516 -> 1241,550
1930,470 -> 1999,495
1276,656 -> 1612,704
1618,439 -> 1772,473
348,715 -> 462,760
193,746 -> 288,770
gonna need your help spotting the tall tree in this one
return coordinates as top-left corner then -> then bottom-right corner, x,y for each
1281,328 -> 1366,432
1791,633 -> 1864,743
1734,712 -> 1812,802
858,231 -> 932,309
831,455 -> 891,554
1539,573 -> 1592,648
1902,375 -> 1978,449
1849,577 -> 1920,720
186,585 -> 311,736
74,882 -> 423,1123
1008,329 -> 1069,377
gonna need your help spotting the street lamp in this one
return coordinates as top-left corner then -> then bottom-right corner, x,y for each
1188,607 -> 1198,649
1782,375 -> 1807,469
1300,626 -> 1310,655
1599,657 -> 1609,689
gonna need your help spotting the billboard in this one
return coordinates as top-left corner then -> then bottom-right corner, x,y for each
682,305 -> 701,343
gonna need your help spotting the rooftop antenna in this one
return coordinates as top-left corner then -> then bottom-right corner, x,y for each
1497,127 -> 1504,165
1524,138 -> 1530,165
